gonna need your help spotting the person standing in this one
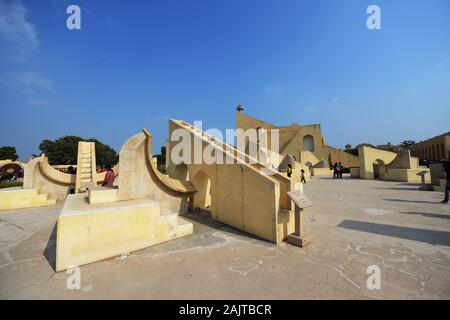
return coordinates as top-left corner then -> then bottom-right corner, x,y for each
339,162 -> 344,179
442,156 -> 450,204
67,166 -> 76,175
333,162 -> 339,179
102,164 -> 116,188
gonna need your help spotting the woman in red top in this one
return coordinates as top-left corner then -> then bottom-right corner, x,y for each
102,164 -> 116,188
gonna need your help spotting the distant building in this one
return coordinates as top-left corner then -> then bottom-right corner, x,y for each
409,132 -> 450,161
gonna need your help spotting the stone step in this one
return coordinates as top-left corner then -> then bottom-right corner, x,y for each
35,193 -> 48,201
161,213 -> 178,238
176,217 -> 194,239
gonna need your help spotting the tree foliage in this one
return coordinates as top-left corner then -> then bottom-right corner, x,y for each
0,146 -> 19,161
400,140 -> 416,148
38,136 -> 119,165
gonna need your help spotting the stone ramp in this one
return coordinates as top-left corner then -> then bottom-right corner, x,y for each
168,120 -> 296,243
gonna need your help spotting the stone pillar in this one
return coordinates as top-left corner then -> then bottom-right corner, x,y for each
287,205 -> 312,247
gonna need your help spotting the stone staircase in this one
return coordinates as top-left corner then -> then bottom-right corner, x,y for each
76,142 -> 97,193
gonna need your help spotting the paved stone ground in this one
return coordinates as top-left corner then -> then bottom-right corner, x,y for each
1,176 -> 449,299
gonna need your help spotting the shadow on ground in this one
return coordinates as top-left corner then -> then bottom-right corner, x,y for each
401,211 -> 450,220
371,187 -> 420,191
383,198 -> 440,204
338,219 -> 450,246
184,210 -> 269,243
43,223 -> 57,271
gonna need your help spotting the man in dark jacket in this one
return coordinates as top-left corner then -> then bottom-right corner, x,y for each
443,156 -> 450,204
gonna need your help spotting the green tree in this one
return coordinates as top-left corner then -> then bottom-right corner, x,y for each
38,136 -> 119,165
0,146 -> 19,161
400,140 -> 416,148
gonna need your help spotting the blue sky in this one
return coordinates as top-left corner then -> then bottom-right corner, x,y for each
0,0 -> 449,160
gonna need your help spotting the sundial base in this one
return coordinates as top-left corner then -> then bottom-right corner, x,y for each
287,234 -> 312,248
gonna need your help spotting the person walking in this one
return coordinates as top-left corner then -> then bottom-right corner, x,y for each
300,169 -> 307,184
442,156 -> 450,204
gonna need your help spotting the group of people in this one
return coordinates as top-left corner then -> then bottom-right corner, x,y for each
332,162 -> 345,179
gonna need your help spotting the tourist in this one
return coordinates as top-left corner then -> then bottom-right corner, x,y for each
333,162 -> 339,179
300,169 -> 307,184
67,166 -> 76,175
287,164 -> 293,178
442,156 -> 450,204
102,164 -> 116,188
339,162 -> 344,179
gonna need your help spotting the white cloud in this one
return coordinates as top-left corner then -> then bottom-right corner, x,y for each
0,0 -> 39,60
0,71 -> 55,95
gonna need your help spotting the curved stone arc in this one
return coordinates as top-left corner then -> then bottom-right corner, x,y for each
38,156 -> 76,186
142,128 -> 196,196
23,157 -> 41,189
0,160 -> 25,171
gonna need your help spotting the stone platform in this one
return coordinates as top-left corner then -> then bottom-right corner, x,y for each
56,194 -> 193,271
0,188 -> 56,211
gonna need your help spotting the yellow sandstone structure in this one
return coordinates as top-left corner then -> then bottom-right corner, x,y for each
235,110 -> 359,178
357,145 -> 430,183
75,141 -> 97,193
0,159 -> 25,179
4,109 -> 437,273
55,128 -> 196,271
56,194 -> 193,271
409,132 -> 450,162
0,141 -> 121,211
166,120 -> 300,244
0,187 -> 56,211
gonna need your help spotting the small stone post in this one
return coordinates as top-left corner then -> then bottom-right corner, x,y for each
286,191 -> 312,247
